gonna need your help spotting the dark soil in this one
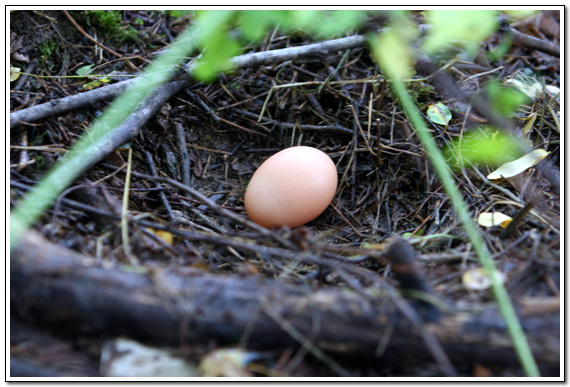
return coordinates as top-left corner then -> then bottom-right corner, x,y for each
9,10 -> 560,378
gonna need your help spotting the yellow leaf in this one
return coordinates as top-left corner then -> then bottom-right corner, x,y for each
81,77 -> 110,91
477,212 -> 512,228
463,267 -> 505,291
487,149 -> 549,180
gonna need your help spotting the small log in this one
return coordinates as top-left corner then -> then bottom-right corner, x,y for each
10,231 -> 559,375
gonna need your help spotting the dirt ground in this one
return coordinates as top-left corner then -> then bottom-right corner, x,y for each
9,10 -> 560,378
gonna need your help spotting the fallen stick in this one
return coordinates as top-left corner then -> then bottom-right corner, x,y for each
10,79 -> 134,128
11,231 -> 560,375
509,27 -> 560,57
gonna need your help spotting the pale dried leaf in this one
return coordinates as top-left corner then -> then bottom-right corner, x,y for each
199,348 -> 259,377
463,267 -> 505,291
477,212 -> 513,228
100,338 -> 199,377
521,112 -> 538,136
544,85 -> 560,99
487,149 -> 549,180
11,51 -> 29,62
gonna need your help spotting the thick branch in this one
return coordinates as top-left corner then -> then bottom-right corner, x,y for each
11,232 -> 559,374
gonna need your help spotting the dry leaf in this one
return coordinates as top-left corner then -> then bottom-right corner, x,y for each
100,338 -> 199,377
487,149 -> 549,180
199,348 -> 259,377
544,85 -> 560,100
477,212 -> 513,228
521,112 -> 538,136
463,267 -> 505,291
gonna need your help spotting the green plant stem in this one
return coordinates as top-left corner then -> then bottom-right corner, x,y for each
10,24 -> 199,248
389,76 -> 540,377
15,72 -> 137,79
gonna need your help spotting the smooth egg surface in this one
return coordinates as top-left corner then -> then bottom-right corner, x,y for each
244,146 -> 338,228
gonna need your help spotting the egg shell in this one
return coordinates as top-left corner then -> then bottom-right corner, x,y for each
244,146 -> 338,228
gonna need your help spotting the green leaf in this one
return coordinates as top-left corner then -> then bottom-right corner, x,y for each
238,10 -> 292,41
503,10 -> 538,19
76,64 -> 94,76
165,10 -> 192,18
194,10 -> 236,47
238,11 -> 277,41
192,10 -> 241,82
193,32 -> 241,82
427,102 -> 452,126
369,13 -> 417,81
422,10 -> 498,55
445,128 -> 522,167
290,10 -> 321,30
314,10 -> 368,38
369,28 -> 414,80
486,81 -> 528,116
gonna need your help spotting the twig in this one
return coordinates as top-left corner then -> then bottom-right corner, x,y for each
174,121 -> 191,186
217,117 -> 268,136
14,59 -> 37,91
143,150 -> 174,220
184,89 -> 220,122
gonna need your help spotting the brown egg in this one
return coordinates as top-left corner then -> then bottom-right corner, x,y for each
244,146 -> 338,228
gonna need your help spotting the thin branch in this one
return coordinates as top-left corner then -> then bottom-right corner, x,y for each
10,79 -> 134,128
